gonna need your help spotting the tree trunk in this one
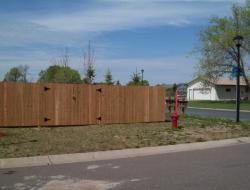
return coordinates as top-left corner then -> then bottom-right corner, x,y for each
240,61 -> 250,99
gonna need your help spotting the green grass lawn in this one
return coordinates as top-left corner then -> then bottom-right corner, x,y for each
188,100 -> 250,111
1,114 -> 250,159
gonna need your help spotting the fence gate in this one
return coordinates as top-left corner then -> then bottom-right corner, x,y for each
39,84 -> 101,126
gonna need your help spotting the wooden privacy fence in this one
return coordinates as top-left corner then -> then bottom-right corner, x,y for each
0,82 -> 165,127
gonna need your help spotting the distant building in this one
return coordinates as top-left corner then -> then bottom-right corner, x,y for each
187,78 -> 249,101
177,83 -> 188,98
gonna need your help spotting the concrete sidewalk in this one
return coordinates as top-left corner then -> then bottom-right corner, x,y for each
1,137 -> 250,169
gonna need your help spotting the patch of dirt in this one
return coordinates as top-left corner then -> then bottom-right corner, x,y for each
182,126 -> 243,141
0,131 -> 6,137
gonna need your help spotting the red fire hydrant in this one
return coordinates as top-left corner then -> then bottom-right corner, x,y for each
171,89 -> 179,129
171,112 -> 179,129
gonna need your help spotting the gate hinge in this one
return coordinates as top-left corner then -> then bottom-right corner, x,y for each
44,86 -> 50,91
96,116 -> 102,121
44,117 -> 51,122
96,88 -> 102,92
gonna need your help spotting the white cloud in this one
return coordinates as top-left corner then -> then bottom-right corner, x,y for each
33,1 -> 235,32
0,0 -> 242,47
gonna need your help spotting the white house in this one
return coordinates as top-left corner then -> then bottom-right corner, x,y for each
187,78 -> 250,101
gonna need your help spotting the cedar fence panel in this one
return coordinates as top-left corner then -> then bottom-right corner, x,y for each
0,82 -> 165,127
1,82 -> 40,127
0,83 -> 4,126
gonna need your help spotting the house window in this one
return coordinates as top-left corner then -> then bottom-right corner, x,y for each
226,88 -> 231,92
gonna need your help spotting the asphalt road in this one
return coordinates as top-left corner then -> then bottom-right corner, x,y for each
1,143 -> 250,190
186,107 -> 250,121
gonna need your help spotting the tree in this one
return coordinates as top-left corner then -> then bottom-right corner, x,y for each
127,71 -> 142,86
141,80 -> 149,86
194,1 -> 250,91
38,65 -> 81,84
116,80 -> 121,85
4,67 -> 22,82
172,83 -> 177,93
4,65 -> 29,82
104,69 -> 113,84
127,70 -> 150,86
52,47 -> 70,67
18,65 -> 29,82
83,41 -> 96,84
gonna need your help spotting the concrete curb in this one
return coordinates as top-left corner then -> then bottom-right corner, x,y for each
188,107 -> 250,113
1,137 -> 250,169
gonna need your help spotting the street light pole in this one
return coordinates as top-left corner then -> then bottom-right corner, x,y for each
236,44 -> 240,122
141,69 -> 144,85
233,35 -> 243,122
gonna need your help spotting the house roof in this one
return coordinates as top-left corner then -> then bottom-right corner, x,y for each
188,77 -> 250,86
213,78 -> 248,86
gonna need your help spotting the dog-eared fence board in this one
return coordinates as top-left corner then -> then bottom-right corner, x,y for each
0,82 -> 165,127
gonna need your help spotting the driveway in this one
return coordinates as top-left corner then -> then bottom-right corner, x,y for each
1,143 -> 250,190
186,107 -> 250,121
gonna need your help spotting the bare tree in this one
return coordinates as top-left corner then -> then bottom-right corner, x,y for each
18,65 -> 29,82
83,41 -> 96,84
61,47 -> 70,67
52,47 -> 70,67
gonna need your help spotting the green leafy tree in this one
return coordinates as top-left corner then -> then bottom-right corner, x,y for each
194,1 -> 250,91
4,65 -> 29,82
104,69 -> 113,84
4,67 -> 22,82
38,65 -> 81,84
141,80 -> 149,86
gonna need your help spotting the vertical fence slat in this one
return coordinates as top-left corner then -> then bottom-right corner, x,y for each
96,85 -> 101,125
3,83 -> 23,126
0,83 -> 3,126
159,86 -> 166,121
40,83 -> 55,126
22,83 -> 40,126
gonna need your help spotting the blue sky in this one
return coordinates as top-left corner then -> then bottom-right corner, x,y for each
0,0 -> 244,84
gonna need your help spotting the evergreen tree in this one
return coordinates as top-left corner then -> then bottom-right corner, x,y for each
104,69 -> 113,84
